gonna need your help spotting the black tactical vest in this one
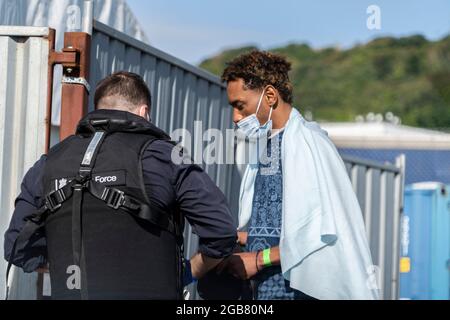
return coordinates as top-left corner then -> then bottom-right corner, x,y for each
38,111 -> 183,300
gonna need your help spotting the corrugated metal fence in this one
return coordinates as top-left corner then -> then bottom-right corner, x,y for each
0,26 -> 51,300
90,21 -> 237,298
343,154 -> 405,300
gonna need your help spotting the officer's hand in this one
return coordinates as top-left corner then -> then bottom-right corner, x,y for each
220,252 -> 261,280
183,260 -> 196,287
190,253 -> 223,280
215,244 -> 241,275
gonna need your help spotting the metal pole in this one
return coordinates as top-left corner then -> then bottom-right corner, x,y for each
44,29 -> 56,152
82,0 -> 94,35
391,154 -> 406,300
351,165 -> 359,194
364,167 -> 373,243
378,170 -> 387,299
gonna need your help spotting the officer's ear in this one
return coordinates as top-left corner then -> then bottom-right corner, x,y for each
138,104 -> 150,121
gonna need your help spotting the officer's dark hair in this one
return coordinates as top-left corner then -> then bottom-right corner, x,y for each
94,71 -> 152,110
221,50 -> 293,104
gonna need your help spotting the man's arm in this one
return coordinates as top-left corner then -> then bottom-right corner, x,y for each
258,246 -> 281,267
189,253 -> 223,279
142,141 -> 238,280
175,163 -> 238,278
217,245 -> 281,280
4,155 -> 47,272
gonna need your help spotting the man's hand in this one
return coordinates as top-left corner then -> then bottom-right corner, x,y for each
216,246 -> 281,280
189,253 -> 223,280
237,231 -> 248,246
217,252 -> 263,280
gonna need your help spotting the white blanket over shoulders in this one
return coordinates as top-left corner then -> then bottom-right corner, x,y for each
238,108 -> 379,300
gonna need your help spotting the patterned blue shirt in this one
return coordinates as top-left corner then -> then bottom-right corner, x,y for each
246,130 -> 302,300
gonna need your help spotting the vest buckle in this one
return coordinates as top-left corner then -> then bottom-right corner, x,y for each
101,188 -> 125,210
45,188 -> 67,212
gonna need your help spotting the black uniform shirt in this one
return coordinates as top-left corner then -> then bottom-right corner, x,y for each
4,111 -> 237,271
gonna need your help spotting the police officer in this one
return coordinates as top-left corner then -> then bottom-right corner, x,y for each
4,71 -> 237,300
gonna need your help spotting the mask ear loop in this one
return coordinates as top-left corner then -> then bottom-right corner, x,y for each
266,104 -> 274,124
255,89 -> 266,115
256,88 -> 274,126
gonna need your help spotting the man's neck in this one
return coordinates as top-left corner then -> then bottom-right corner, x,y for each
272,104 -> 292,130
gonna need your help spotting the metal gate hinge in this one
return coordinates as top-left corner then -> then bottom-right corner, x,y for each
49,48 -> 78,67
62,76 -> 91,93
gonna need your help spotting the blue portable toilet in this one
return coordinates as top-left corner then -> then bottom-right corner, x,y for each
400,182 -> 450,300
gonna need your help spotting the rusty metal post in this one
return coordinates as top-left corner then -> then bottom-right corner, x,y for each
44,29 -> 56,152
59,32 -> 91,140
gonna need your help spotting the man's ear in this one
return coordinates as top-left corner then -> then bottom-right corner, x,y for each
265,86 -> 279,109
138,104 -> 149,119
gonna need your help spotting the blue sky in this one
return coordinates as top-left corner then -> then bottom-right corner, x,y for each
127,0 -> 450,65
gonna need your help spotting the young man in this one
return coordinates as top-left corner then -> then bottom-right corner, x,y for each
218,51 -> 378,300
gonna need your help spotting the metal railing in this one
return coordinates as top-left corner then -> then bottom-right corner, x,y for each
343,154 -> 405,300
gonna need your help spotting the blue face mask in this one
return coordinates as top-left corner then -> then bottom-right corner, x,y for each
236,89 -> 273,140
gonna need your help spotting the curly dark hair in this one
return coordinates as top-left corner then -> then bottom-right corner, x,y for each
221,50 -> 293,104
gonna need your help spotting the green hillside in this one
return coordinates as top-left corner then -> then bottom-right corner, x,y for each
199,35 -> 450,129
